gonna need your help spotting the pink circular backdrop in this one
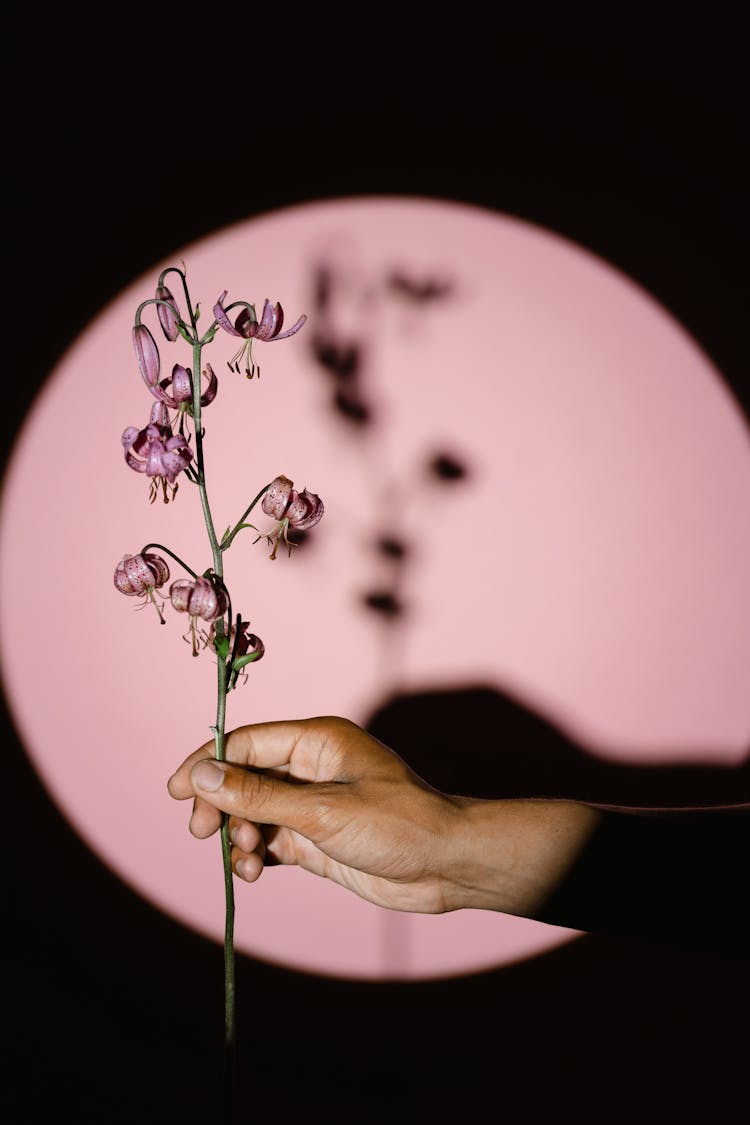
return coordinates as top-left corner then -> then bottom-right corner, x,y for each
1,197 -> 748,980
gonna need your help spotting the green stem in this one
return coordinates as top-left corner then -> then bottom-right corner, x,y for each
221,482 -> 274,551
191,340 -> 235,1118
138,542 -> 198,579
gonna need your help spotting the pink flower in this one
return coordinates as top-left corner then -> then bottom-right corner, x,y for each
121,402 -> 193,503
258,475 -> 324,559
147,363 -> 218,422
113,552 -> 170,623
213,291 -> 306,378
170,577 -> 229,656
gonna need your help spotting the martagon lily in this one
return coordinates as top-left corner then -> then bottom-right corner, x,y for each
213,292 -> 306,377
121,402 -> 194,503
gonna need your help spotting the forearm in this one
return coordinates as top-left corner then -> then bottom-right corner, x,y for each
444,796 -> 603,916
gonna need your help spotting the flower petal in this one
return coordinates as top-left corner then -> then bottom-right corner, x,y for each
262,475 -> 294,519
213,291 -> 243,337
169,364 -> 193,404
267,314 -> 307,341
200,363 -> 218,406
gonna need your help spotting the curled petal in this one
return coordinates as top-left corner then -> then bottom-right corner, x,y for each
213,291 -> 242,337
255,298 -> 276,341
149,400 -> 171,428
189,577 -> 228,622
142,552 -> 170,587
121,426 -> 140,450
169,578 -> 193,613
132,324 -> 160,386
269,313 -> 307,341
200,363 -> 218,406
262,475 -> 294,519
234,306 -> 258,339
156,285 -> 180,341
169,364 -> 193,404
288,488 -> 324,530
124,554 -> 156,592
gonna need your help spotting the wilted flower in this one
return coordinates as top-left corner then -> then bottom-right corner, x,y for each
121,402 -> 193,503
155,284 -> 181,342
213,292 -> 306,378
208,618 -> 265,687
113,552 -> 170,623
257,474 -> 324,559
170,576 -> 229,656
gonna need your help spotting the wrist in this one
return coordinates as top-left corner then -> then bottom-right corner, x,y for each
441,796 -> 602,917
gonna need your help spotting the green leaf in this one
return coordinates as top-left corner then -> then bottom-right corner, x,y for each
194,303 -> 201,321
220,525 -> 231,545
214,636 -> 230,661
233,652 -> 261,671
177,323 -> 193,344
202,326 -> 218,344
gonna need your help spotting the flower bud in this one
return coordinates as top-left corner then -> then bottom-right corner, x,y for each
156,285 -> 180,342
132,324 -> 160,387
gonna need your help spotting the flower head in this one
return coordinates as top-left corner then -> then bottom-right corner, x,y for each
213,292 -> 306,378
121,402 -> 193,503
257,475 -> 324,559
146,363 -> 218,432
170,576 -> 229,656
113,552 -> 170,623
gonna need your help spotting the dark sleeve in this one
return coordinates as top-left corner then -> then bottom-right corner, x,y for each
533,807 -> 749,961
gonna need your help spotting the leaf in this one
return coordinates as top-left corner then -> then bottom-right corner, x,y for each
232,652 -> 261,671
214,636 -> 230,661
220,525 -> 231,545
177,323 -> 193,344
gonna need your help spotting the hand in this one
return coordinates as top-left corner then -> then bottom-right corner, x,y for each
167,716 -> 602,916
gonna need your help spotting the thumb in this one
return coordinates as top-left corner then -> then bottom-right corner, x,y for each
191,759 -> 322,836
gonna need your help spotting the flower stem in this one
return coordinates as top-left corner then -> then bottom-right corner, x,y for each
191,339 -> 235,1118
221,482 -> 274,551
138,542 -> 198,579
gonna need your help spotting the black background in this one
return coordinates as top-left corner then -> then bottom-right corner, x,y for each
6,13 -> 749,1122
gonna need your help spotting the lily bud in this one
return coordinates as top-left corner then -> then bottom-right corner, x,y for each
132,324 -> 160,387
156,285 -> 180,342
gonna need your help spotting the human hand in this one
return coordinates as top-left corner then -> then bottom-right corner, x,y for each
167,715 -> 601,916
168,716 -> 468,913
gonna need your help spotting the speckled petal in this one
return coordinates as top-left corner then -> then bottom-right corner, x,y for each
268,314 -> 307,341
262,475 -> 294,519
200,363 -> 218,406
169,364 -> 194,403
169,578 -> 194,613
213,291 -> 243,337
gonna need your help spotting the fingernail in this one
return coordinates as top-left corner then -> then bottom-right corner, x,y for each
192,760 -> 226,792
230,827 -> 239,845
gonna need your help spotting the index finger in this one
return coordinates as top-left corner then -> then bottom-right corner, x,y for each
167,719 -> 310,800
